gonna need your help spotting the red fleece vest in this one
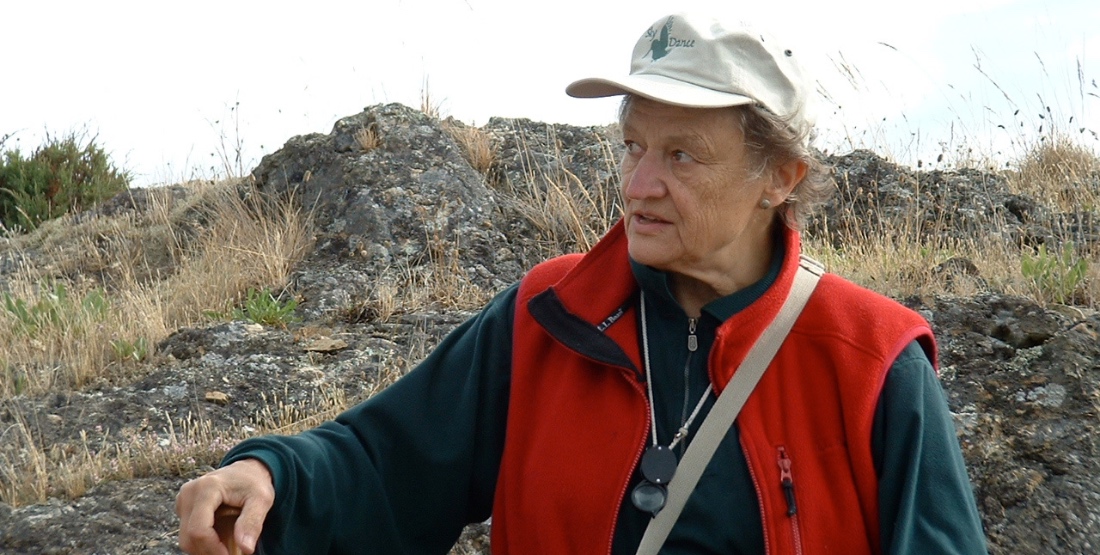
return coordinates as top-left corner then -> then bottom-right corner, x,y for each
491,222 -> 936,554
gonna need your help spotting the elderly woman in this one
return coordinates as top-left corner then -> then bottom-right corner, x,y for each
177,13 -> 987,555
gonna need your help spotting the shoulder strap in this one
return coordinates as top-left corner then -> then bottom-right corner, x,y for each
636,256 -> 824,554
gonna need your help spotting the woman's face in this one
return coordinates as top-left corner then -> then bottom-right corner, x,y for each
619,97 -> 780,279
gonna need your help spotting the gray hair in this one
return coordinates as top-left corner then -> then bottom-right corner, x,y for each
618,95 -> 833,229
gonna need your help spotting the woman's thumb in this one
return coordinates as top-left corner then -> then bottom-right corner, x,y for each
235,496 -> 273,554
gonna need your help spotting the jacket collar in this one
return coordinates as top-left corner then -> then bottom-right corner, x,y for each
526,219 -> 804,386
630,228 -> 787,322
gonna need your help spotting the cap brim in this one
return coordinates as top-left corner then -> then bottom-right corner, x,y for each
566,73 -> 756,109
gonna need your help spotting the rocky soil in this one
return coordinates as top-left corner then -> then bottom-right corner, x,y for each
1,103 -> 1098,554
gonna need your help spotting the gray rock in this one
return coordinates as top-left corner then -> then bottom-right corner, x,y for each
252,104 -> 512,321
812,150 -> 1100,253
928,295 -> 1100,553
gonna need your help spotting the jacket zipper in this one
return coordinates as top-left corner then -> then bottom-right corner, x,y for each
678,317 -> 698,453
607,371 -> 651,555
778,446 -> 804,555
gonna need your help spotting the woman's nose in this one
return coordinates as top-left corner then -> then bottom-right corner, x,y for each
623,153 -> 667,200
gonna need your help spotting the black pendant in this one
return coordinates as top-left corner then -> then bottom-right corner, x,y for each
631,480 -> 667,515
640,445 -> 677,485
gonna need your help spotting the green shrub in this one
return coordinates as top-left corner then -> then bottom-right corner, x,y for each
1,282 -> 109,336
233,288 -> 298,326
0,132 -> 130,233
1021,242 -> 1089,304
203,288 -> 299,327
110,337 -> 150,363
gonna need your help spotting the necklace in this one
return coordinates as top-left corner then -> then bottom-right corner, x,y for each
631,291 -> 714,516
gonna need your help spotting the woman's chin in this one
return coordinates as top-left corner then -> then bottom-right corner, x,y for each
627,243 -> 677,271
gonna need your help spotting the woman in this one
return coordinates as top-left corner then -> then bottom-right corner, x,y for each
177,13 -> 987,554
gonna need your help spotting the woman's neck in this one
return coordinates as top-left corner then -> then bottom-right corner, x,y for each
668,226 -> 778,317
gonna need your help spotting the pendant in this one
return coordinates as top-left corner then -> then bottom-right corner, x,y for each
631,480 -> 667,515
631,445 -> 677,515
640,444 -> 677,485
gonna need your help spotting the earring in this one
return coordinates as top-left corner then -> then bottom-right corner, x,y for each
759,198 -> 772,209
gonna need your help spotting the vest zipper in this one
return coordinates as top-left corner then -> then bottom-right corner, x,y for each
778,446 -> 804,555
744,439 -> 772,555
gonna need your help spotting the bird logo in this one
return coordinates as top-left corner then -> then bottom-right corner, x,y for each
644,16 -> 675,61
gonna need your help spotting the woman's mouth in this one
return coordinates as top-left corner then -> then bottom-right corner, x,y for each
630,212 -> 671,232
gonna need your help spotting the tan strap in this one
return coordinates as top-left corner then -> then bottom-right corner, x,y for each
636,258 -> 823,554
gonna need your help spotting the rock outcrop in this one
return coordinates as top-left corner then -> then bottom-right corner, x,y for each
1,103 -> 1097,554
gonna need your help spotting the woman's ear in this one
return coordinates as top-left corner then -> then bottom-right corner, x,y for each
770,158 -> 807,202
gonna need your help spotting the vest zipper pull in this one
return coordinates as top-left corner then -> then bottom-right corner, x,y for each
778,446 -> 797,516
687,318 -> 698,352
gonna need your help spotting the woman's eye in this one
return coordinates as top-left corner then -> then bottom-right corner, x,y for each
672,150 -> 695,163
624,141 -> 642,155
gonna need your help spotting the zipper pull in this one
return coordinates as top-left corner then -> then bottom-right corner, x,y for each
778,446 -> 797,516
687,318 -> 698,352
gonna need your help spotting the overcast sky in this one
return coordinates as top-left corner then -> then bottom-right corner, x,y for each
3,0 -> 1097,186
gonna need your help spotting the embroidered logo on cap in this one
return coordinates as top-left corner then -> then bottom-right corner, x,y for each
642,16 -> 695,61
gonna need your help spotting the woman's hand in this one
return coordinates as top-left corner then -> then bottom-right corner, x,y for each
176,458 -> 275,555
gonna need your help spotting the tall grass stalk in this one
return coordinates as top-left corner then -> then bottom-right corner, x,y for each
502,127 -> 621,258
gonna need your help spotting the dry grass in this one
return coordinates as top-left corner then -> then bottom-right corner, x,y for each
348,226 -> 493,325
0,179 -> 317,505
355,124 -> 382,152
812,228 -> 1097,309
502,130 -> 622,258
1003,135 -> 1098,306
1008,133 -> 1100,211
443,120 -> 497,174
0,384 -> 349,506
405,231 -> 492,311
153,187 -> 314,327
805,226 -> 1022,300
0,181 -> 314,397
806,135 -> 1099,308
512,167 -> 618,255
420,77 -> 444,120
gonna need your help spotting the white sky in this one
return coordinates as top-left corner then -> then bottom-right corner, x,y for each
3,0 -> 1097,186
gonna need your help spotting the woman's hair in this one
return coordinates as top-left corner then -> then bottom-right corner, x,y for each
618,95 -> 833,229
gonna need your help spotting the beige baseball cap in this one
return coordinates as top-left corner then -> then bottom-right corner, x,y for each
566,13 -> 813,127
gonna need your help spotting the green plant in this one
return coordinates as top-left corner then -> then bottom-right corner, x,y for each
2,363 -> 27,395
2,283 -> 109,335
1021,242 -> 1089,304
109,337 -> 150,363
0,132 -> 129,233
232,288 -> 298,326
